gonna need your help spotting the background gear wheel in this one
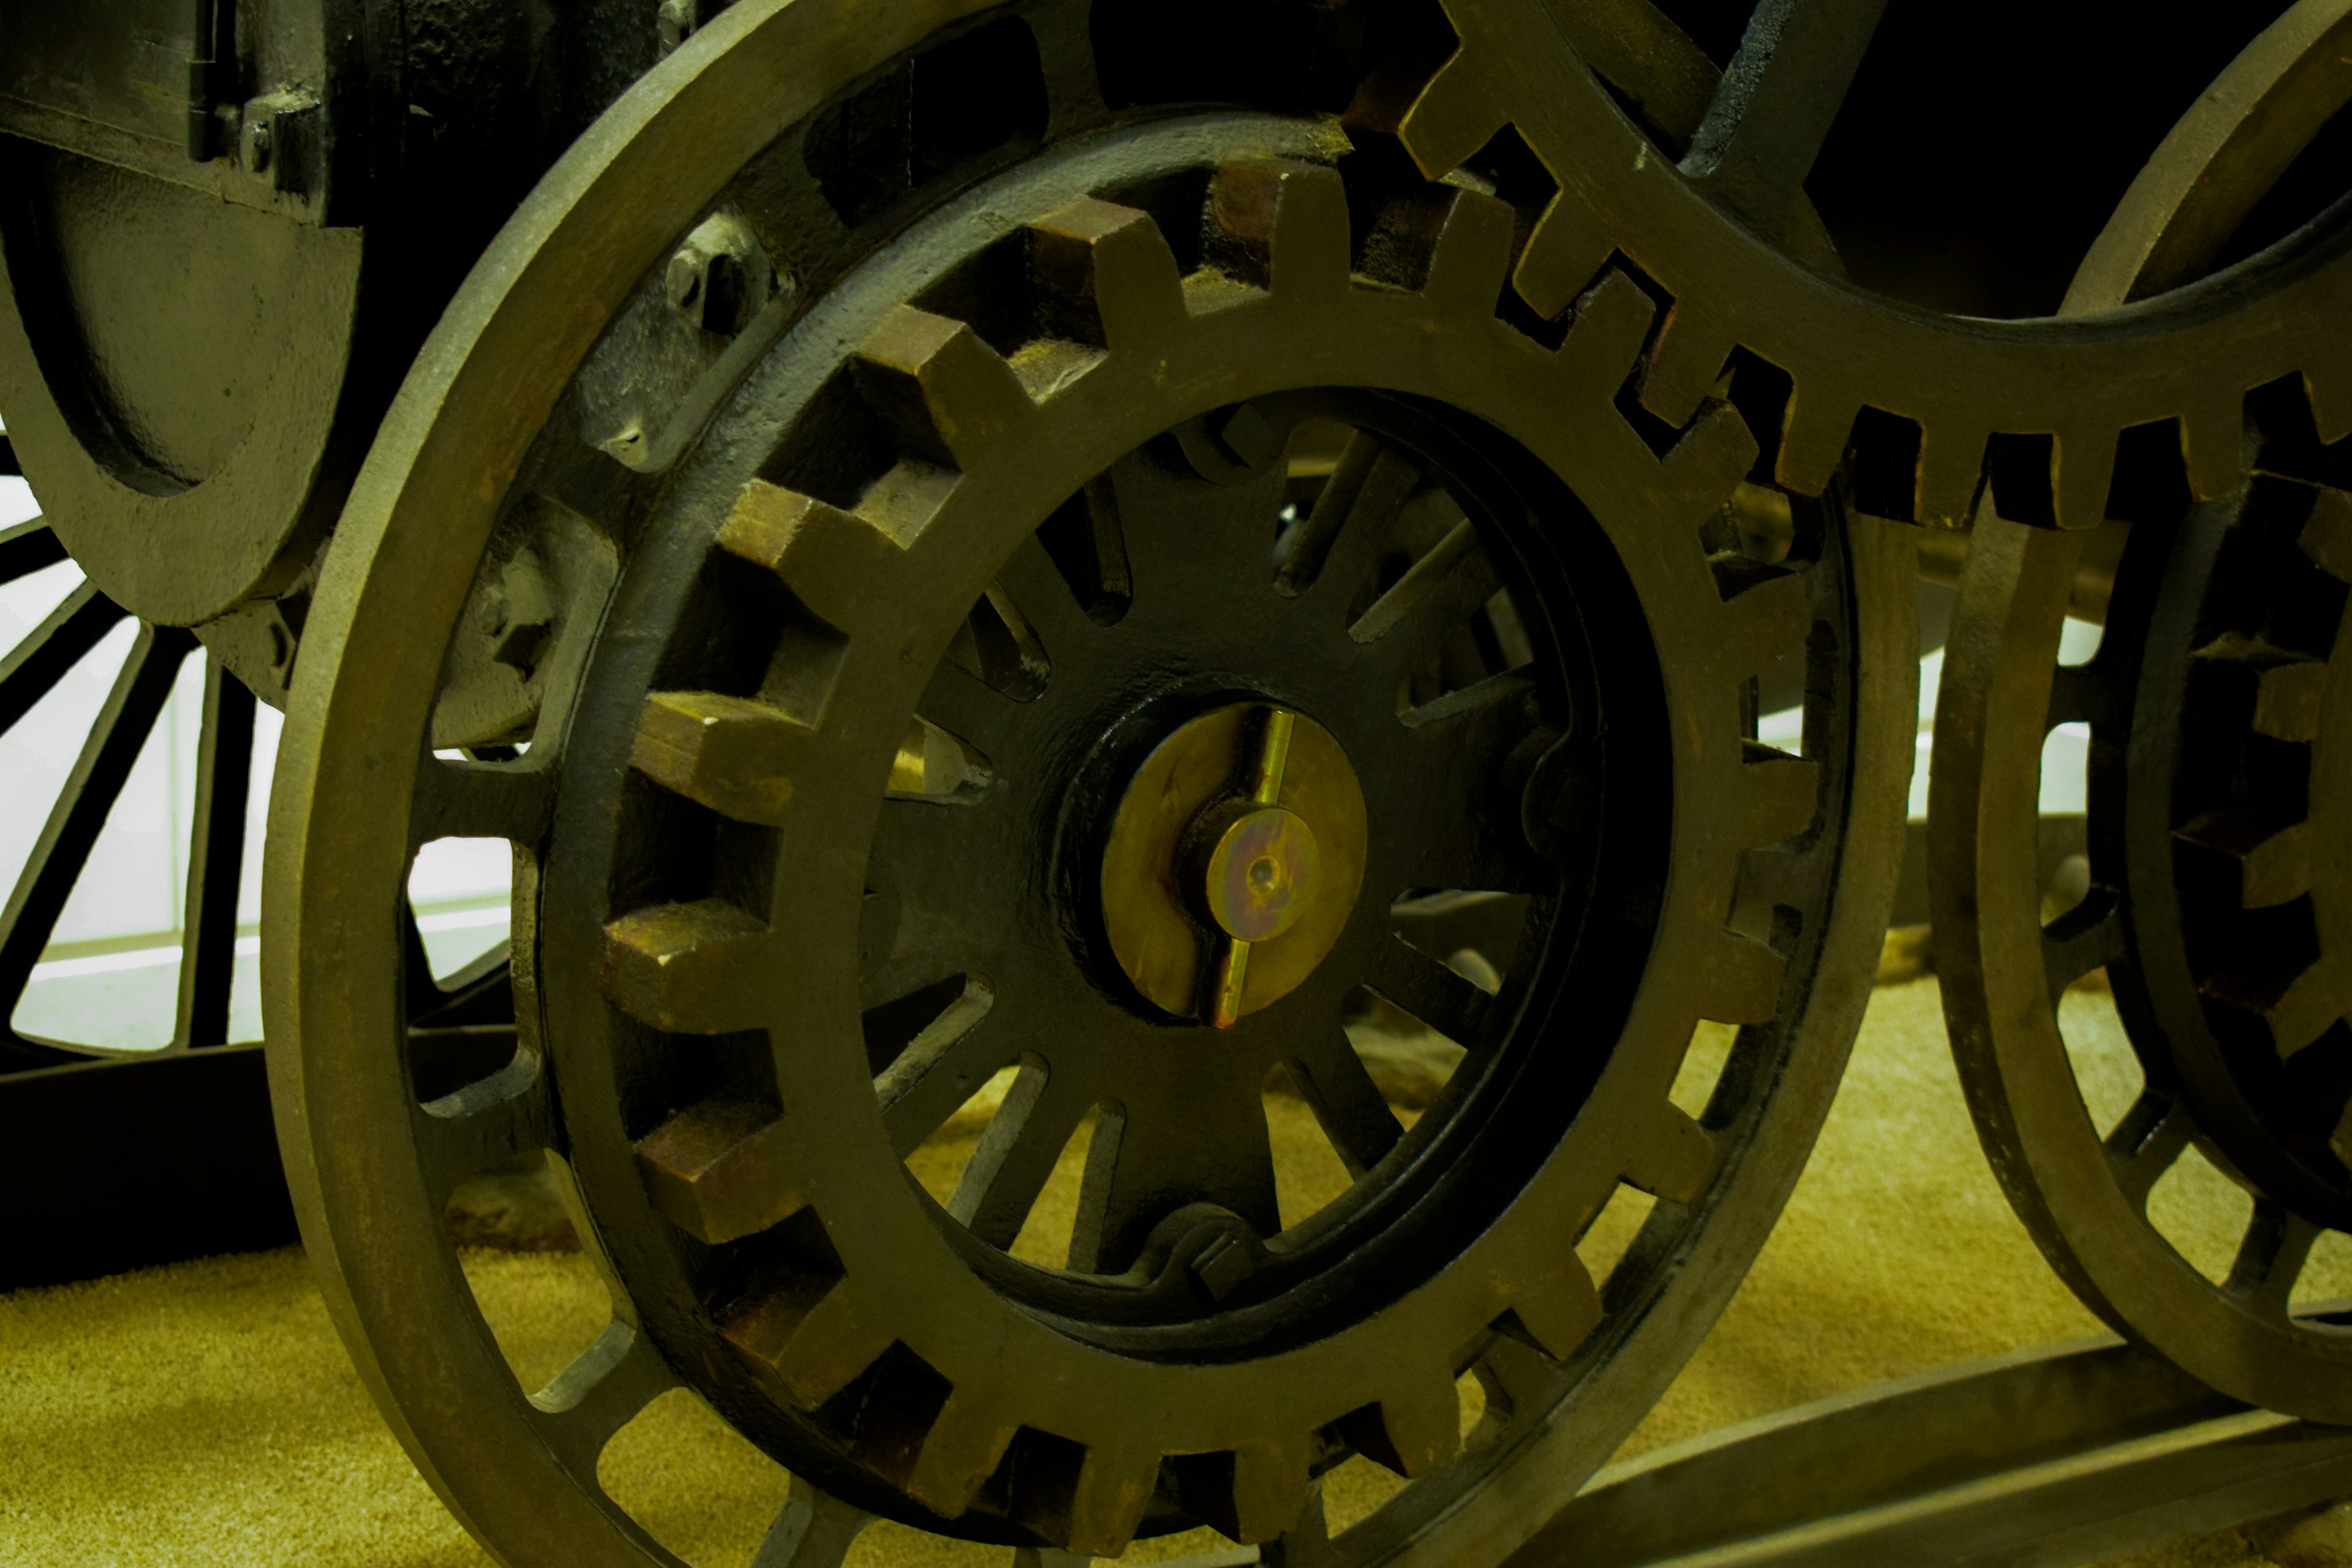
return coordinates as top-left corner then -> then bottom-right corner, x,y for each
1387,0 -> 2352,531
265,1 -> 1914,1563
1929,0 -> 2352,1420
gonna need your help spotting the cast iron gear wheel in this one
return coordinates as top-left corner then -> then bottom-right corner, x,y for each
1929,0 -> 2352,1420
266,1 -> 1912,1563
1385,0 -> 2352,532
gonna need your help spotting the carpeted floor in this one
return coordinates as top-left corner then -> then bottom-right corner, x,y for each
2,976 -> 2342,1567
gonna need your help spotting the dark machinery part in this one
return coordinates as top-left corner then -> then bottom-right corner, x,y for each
0,0 -> 688,647
259,1 -> 1914,1562
1931,0 -> 2352,1423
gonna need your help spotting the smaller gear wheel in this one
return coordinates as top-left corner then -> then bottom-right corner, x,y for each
2116,473 -> 2352,1229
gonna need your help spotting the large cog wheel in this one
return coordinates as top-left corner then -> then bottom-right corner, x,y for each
1387,0 -> 2352,530
266,1 -> 1913,1563
1929,0 -> 2352,1419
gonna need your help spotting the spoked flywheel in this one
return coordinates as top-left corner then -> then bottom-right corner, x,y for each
266,1 -> 1912,1562
1931,0 -> 2352,1419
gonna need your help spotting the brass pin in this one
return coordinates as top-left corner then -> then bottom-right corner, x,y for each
1207,707 -> 1296,1028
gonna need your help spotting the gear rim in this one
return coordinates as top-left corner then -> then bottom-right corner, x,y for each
263,2 -> 1918,1564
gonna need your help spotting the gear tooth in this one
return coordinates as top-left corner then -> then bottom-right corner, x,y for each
2052,426 -> 2118,532
1491,1247 -> 1604,1360
1698,930 -> 1785,1025
1227,1438 -> 1315,1544
2177,810 -> 2313,910
1337,1369 -> 1459,1479
1029,198 -> 1187,355
633,691 -> 809,824
1741,740 -> 1819,845
853,305 -> 1035,467
1393,47 -> 1510,179
2253,657 -> 2328,742
2301,486 -> 2352,583
904,1392 -> 1020,1520
1205,159 -> 1352,299
1915,424 -> 1988,530
2309,363 -> 2352,450
1512,187 -> 1614,323
1774,383 -> 1861,497
1713,568 -> 1811,680
1658,401 -> 1760,518
1553,271 -> 1657,400
2180,390 -> 2250,501
1418,187 -> 1515,312
2204,961 -> 2340,1060
635,1099 -> 803,1243
1621,1101 -> 1718,1205
719,479 -> 916,637
722,1275 -> 896,1409
1060,1442 -> 1161,1557
601,899 -> 771,1033
1640,308 -> 1736,429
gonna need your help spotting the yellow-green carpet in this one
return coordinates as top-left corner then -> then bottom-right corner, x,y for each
2,978 -> 2339,1567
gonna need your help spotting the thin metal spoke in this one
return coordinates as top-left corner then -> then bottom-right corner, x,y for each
412,1053 -> 556,1200
529,1319 -> 680,1472
2103,1092 -> 2193,1213
410,754 -> 556,850
1259,1477 -> 1336,1567
914,657 -> 1027,764
0,622 -> 193,1006
0,582 -> 127,733
2228,1202 -> 2322,1317
1280,431 -> 1422,597
1070,1080 -> 1280,1273
175,658 -> 254,1049
949,1066 -> 1090,1248
1349,519 -> 1501,657
1284,1029 -> 1404,1177
876,982 -> 1010,1157
0,516 -> 67,586
2043,888 -> 2125,1008
1362,932 -> 1491,1045
1682,0 -> 1890,238
990,529 -> 1104,658
751,1481 -> 875,1568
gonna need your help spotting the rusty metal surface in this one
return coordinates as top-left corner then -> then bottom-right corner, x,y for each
259,0 -> 1914,1562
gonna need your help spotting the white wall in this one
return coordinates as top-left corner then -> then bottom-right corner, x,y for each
1,452 -> 509,1051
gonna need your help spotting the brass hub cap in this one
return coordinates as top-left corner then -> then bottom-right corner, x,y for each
1100,703 -> 1366,1025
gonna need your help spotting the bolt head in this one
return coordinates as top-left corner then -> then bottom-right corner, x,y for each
1202,806 -> 1317,942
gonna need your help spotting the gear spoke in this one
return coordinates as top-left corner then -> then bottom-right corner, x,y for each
877,979 -> 1011,1157
0,581 -> 127,733
1071,1079 -> 1280,1273
1283,1029 -> 1405,1177
0,516 -> 67,586
1277,431 -> 1422,600
1683,0 -> 1890,238
2103,1093 -> 2195,1213
175,662 -> 254,1050
949,1064 -> 1090,1247
1362,930 -> 1493,1045
529,1321 -> 680,1472
748,1482 -> 875,1568
2227,1201 -> 2323,1317
991,528 -> 1107,657
412,1056 -> 555,1201
2042,888 -> 2126,1007
1348,519 -> 1502,659
0,622 -> 192,1006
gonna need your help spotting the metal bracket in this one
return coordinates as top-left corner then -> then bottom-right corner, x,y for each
1510,1324 -> 2352,1567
